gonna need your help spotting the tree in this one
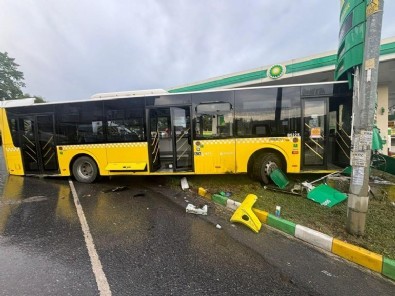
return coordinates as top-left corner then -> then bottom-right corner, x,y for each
0,52 -> 26,100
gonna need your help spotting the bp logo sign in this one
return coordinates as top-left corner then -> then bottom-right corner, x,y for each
268,64 -> 286,79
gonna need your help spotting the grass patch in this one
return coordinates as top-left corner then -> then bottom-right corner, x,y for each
166,174 -> 395,260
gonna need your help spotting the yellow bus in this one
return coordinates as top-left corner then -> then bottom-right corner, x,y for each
0,82 -> 352,183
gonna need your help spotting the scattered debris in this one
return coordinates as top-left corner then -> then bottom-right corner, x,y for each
216,224 -> 222,229
301,181 -> 315,192
269,168 -> 289,189
370,176 -> 395,185
321,270 -> 334,277
275,206 -> 281,217
186,204 -> 208,215
307,184 -> 347,207
291,184 -> 303,195
212,193 -> 228,206
181,177 -> 189,190
102,186 -> 128,193
133,192 -> 145,197
198,187 -> 208,197
219,191 -> 232,197
198,187 -> 212,200
230,194 -> 261,233
263,185 -> 302,196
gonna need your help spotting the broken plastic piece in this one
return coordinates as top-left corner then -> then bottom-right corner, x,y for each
198,187 -> 208,197
302,181 -> 315,192
181,177 -> 189,190
230,194 -> 262,233
133,193 -> 145,197
212,193 -> 228,206
186,204 -> 208,215
102,186 -> 128,193
216,224 -> 222,229
270,168 -> 289,189
275,206 -> 281,217
307,184 -> 347,207
219,191 -> 232,197
263,185 -> 301,196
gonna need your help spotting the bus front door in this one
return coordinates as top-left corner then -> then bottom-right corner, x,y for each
302,98 -> 328,169
19,114 -> 58,174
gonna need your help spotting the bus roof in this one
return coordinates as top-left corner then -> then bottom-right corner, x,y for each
2,81 -> 349,108
0,98 -> 35,107
91,89 -> 168,99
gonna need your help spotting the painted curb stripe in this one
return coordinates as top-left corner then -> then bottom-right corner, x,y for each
382,257 -> 395,280
215,195 -> 393,278
332,238 -> 383,273
226,199 -> 241,211
267,214 -> 296,236
295,225 -> 333,252
252,208 -> 269,224
212,194 -> 228,206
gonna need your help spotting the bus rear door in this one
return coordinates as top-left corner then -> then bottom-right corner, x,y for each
147,106 -> 193,172
301,98 -> 328,170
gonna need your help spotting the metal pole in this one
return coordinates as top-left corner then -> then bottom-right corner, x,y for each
346,0 -> 384,235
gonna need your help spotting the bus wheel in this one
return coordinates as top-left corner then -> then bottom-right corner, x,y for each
72,156 -> 99,183
254,153 -> 283,184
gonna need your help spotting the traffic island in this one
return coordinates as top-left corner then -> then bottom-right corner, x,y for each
204,191 -> 395,282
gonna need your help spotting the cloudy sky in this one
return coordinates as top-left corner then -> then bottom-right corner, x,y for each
1,1 -> 395,101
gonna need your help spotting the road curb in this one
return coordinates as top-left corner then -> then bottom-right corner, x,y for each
206,194 -> 395,282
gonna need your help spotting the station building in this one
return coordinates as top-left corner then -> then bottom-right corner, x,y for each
168,37 -> 395,155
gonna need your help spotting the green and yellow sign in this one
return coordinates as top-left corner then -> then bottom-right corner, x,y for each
335,0 -> 367,80
268,64 -> 286,79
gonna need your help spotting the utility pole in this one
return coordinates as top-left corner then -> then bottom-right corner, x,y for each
346,0 -> 384,235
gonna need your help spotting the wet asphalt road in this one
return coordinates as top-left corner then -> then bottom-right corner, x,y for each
0,175 -> 307,296
0,151 -> 394,295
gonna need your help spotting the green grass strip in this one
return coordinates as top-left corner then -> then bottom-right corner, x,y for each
267,214 -> 296,236
382,257 -> 395,281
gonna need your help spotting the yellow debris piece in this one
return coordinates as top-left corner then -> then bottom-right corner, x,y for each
198,187 -> 211,200
230,194 -> 262,233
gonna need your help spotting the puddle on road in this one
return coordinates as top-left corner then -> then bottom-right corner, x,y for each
0,195 -> 48,206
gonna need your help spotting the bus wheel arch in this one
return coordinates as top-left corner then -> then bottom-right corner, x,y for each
71,154 -> 99,183
248,149 -> 286,184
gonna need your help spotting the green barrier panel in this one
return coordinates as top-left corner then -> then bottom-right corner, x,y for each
270,168 -> 289,189
267,214 -> 296,236
212,193 -> 228,206
307,184 -> 347,207
382,257 -> 395,281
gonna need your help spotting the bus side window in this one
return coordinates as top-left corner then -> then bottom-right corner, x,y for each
194,102 -> 233,139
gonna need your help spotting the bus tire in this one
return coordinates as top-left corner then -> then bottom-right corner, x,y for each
72,156 -> 99,183
254,153 -> 283,184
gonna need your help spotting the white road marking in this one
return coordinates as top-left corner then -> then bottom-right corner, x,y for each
69,180 -> 112,296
